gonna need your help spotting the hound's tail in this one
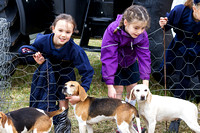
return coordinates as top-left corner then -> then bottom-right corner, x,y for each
130,107 -> 141,133
47,107 -> 66,118
135,116 -> 141,133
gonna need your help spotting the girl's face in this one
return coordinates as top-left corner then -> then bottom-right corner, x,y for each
193,4 -> 200,21
52,19 -> 74,48
124,19 -> 147,38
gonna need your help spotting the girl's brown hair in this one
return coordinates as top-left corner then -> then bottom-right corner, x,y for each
184,0 -> 200,8
114,5 -> 150,34
51,13 -> 79,34
184,0 -> 193,8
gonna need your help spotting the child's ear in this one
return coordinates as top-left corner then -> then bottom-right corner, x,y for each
51,26 -> 55,32
124,19 -> 128,26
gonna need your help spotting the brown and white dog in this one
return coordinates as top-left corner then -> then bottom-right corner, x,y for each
132,84 -> 200,133
0,107 -> 65,133
62,81 -> 141,133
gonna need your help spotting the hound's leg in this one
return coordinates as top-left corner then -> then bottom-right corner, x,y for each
33,129 -> 37,133
186,121 -> 200,133
135,117 -> 141,133
183,116 -> 200,133
86,124 -> 93,133
129,121 -> 138,133
118,122 -> 131,133
148,119 -> 156,133
78,122 -> 87,133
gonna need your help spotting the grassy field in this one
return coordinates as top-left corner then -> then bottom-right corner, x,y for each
6,38 -> 200,133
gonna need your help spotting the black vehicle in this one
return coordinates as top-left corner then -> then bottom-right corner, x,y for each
0,0 -> 173,76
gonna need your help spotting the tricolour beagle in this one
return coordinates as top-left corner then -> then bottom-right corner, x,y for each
0,107 -> 65,133
132,84 -> 200,133
62,81 -> 141,133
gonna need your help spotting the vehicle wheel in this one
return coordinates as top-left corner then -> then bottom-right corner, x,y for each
0,0 -> 30,77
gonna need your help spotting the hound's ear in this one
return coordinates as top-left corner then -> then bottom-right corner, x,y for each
147,90 -> 152,103
78,84 -> 88,101
0,112 -> 7,128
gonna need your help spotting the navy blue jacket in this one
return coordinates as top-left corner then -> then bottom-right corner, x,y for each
157,4 -> 200,101
164,4 -> 200,76
19,33 -> 94,110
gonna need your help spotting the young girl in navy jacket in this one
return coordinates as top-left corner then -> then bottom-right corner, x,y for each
19,14 -> 94,133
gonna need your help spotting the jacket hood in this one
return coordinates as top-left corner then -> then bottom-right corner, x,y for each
115,14 -> 123,25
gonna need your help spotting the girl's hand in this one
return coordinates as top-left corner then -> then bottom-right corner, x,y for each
66,95 -> 81,105
107,85 -> 116,98
33,52 -> 45,65
159,17 -> 168,28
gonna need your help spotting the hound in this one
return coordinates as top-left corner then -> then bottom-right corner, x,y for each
132,84 -> 200,133
0,107 -> 65,133
62,81 -> 141,133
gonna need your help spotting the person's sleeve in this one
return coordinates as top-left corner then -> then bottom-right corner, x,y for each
18,45 -> 38,64
135,32 -> 151,80
72,49 -> 94,92
101,28 -> 118,85
18,34 -> 44,64
164,4 -> 185,31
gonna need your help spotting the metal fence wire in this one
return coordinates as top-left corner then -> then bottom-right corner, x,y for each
0,18 -> 12,111
0,17 -> 200,132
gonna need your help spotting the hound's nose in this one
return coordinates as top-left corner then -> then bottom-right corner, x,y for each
62,86 -> 67,93
141,96 -> 145,100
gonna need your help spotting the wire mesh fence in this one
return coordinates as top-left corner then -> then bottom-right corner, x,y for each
0,17 -> 200,132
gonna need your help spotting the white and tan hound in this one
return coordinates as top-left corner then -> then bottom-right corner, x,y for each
62,81 -> 141,133
0,107 -> 65,133
132,84 -> 200,133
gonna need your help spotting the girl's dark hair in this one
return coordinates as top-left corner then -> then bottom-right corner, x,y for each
51,13 -> 79,33
114,5 -> 150,34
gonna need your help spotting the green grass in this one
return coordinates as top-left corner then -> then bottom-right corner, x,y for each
3,38 -> 199,133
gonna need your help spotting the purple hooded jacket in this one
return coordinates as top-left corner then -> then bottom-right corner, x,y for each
101,15 -> 151,85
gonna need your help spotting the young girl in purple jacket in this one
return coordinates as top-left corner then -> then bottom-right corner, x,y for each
101,5 -> 151,107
